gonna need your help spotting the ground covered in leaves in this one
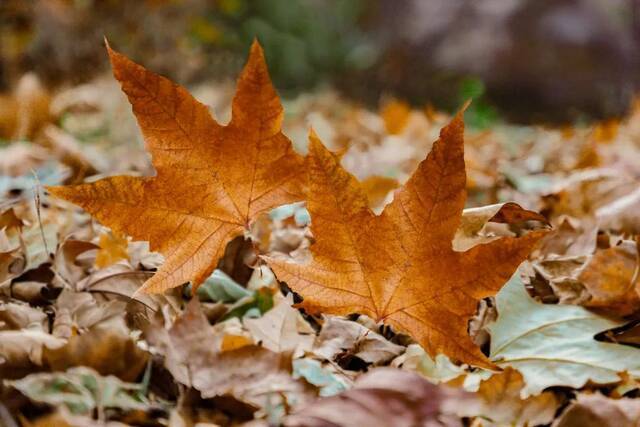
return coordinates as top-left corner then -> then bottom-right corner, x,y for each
2,57 -> 640,426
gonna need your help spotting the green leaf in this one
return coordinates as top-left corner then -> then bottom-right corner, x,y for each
7,367 -> 150,415
196,269 -> 252,302
489,273 -> 640,397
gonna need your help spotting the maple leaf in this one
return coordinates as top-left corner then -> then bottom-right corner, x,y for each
47,40 -> 305,293
266,110 -> 546,368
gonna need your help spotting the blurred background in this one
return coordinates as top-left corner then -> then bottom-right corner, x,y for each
1,0 -> 640,126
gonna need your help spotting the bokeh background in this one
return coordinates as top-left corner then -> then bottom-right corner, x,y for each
2,0 -> 640,125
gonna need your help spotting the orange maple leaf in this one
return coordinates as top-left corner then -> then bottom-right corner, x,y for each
266,110 -> 546,368
48,40 -> 305,293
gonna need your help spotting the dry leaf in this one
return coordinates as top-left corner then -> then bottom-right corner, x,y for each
460,368 -> 561,427
244,294 -> 314,356
94,232 -> 129,268
284,367 -> 469,427
381,99 -> 411,135
267,111 -> 546,367
44,326 -> 148,382
489,272 -> 640,397
553,393 -> 640,427
313,317 -> 404,366
578,242 -> 640,315
48,40 -> 305,294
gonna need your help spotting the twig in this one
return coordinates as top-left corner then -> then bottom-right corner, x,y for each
86,270 -> 155,289
632,236 -> 640,289
31,170 -> 50,256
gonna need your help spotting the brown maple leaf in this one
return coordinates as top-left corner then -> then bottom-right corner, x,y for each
47,40 -> 305,293
266,110 -> 547,368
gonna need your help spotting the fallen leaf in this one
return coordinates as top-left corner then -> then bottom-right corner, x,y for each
284,367 -> 469,427
578,241 -> 640,315
267,111 -> 546,367
144,298 -> 212,386
292,358 -> 350,396
459,368 -> 561,427
8,366 -> 151,415
48,40 -> 305,294
454,202 -> 547,251
220,333 -> 254,352
552,393 -> 640,427
596,186 -> 640,234
313,316 -> 404,366
535,216 -> 598,258
392,344 -> 465,384
197,269 -> 252,303
381,99 -> 411,135
52,238 -> 99,287
193,345 -> 304,402
489,272 -> 640,397
44,326 -> 149,382
94,232 -> 129,268
0,328 -> 66,379
244,294 -> 315,355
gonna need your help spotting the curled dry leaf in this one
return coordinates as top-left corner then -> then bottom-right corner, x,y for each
266,111 -> 546,368
145,299 -> 310,411
47,40 -> 305,294
455,202 -> 547,252
312,316 -> 404,366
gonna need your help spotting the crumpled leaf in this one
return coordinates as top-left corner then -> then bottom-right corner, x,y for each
312,316 -> 404,366
145,298 -> 310,412
489,272 -> 640,397
267,111 -> 546,367
454,202 -> 547,251
193,345 -> 305,403
48,40 -> 305,294
284,367 -> 469,427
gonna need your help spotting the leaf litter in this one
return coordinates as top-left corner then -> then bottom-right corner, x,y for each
2,42 -> 640,426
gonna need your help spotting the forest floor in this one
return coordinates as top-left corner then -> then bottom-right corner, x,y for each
2,67 -> 640,426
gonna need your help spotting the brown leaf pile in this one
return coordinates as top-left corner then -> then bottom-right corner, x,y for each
2,41 -> 640,427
